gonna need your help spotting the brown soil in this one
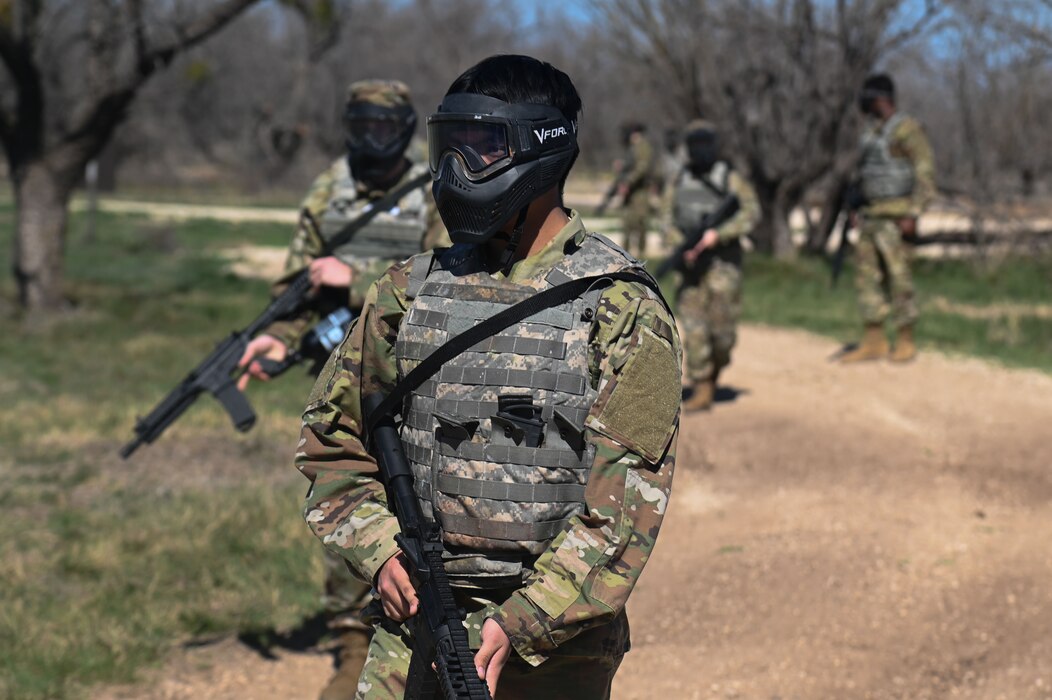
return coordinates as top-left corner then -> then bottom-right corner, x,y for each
93,324 -> 1052,700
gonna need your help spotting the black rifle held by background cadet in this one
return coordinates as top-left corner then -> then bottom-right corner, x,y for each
363,392 -> 492,700
830,183 -> 868,288
594,168 -> 626,216
120,173 -> 429,459
655,191 -> 740,278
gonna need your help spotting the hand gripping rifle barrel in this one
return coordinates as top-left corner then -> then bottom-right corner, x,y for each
363,392 -> 492,700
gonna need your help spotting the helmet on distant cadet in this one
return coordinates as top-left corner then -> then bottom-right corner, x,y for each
684,119 -> 720,176
344,79 -> 417,184
859,73 -> 895,116
427,55 -> 580,248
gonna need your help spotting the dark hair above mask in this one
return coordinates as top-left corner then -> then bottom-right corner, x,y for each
427,55 -> 582,246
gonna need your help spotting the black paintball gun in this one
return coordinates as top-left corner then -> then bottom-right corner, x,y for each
655,192 -> 740,278
120,172 -> 429,459
829,183 -> 867,288
363,392 -> 493,700
594,169 -> 626,217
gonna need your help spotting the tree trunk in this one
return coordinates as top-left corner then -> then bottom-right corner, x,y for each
13,161 -> 74,311
753,184 -> 796,258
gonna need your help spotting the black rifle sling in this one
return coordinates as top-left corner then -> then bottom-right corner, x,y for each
313,171 -> 432,257
365,270 -> 664,430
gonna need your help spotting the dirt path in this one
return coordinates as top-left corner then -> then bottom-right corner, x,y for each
94,325 -> 1052,700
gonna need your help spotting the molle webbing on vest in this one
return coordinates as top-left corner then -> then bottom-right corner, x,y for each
433,474 -> 586,503
330,219 -> 423,261
397,336 -> 567,361
404,397 -> 589,425
393,232 -> 661,575
859,113 -> 915,201
438,513 -> 571,542
319,164 -> 429,263
406,304 -> 576,332
418,281 -> 537,304
402,440 -> 592,470
673,162 -> 729,233
411,475 -> 585,505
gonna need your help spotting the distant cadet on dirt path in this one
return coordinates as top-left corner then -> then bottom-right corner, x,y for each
295,54 -> 682,699
237,79 -> 444,700
667,120 -> 760,412
617,121 -> 657,259
839,72 -> 935,364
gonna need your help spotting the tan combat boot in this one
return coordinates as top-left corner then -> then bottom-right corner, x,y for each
838,324 -> 889,363
682,380 -> 715,412
889,324 -> 917,363
319,629 -> 371,700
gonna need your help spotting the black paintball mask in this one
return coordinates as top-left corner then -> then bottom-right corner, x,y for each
344,101 -> 417,184
428,92 -> 579,250
685,127 -> 720,177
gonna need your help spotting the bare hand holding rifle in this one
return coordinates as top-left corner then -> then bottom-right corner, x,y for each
120,172 -> 429,458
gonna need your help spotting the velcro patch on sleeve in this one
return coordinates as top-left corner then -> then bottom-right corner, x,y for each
588,327 -> 680,464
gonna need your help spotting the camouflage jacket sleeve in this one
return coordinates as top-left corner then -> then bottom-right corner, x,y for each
491,282 -> 681,666
900,117 -> 936,217
625,139 -> 654,190
265,160 -> 343,347
295,260 -> 413,583
716,170 -> 761,242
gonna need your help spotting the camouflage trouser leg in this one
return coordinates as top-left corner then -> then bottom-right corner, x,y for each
621,189 -> 650,258
323,548 -> 373,631
677,256 -> 743,383
855,218 -> 918,327
356,607 -> 630,700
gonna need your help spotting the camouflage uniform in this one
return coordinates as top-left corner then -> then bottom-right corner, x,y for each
296,211 -> 681,699
854,113 -> 935,328
669,161 -> 760,384
261,81 -> 445,678
620,135 -> 656,259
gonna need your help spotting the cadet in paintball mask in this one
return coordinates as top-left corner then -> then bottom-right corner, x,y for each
839,73 -> 935,364
296,54 -> 682,698
237,79 -> 443,700
670,120 -> 759,411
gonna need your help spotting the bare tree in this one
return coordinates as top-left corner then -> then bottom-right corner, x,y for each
594,0 -> 944,256
0,0 -> 263,313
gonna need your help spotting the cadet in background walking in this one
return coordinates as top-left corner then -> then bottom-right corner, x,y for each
840,72 -> 935,364
618,122 -> 656,259
296,54 -> 681,699
237,79 -> 442,700
671,120 -> 759,411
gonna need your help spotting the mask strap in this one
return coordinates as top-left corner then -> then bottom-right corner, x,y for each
500,206 -> 531,274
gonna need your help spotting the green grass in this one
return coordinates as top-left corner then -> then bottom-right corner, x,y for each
0,204 -> 306,456
2,201 -> 1052,697
734,253 -> 1052,372
0,204 -> 325,699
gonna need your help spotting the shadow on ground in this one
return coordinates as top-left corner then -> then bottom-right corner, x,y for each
233,612 -> 332,661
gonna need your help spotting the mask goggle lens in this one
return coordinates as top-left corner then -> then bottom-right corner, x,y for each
428,119 -> 512,178
346,117 -> 405,150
